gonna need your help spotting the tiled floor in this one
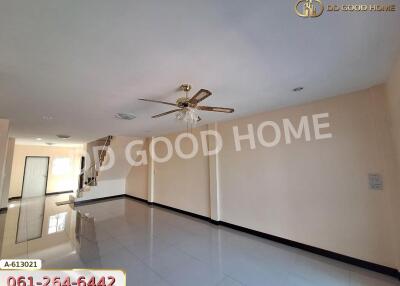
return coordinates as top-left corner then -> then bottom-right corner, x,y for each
0,195 -> 398,286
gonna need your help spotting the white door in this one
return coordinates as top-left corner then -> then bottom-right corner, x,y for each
22,157 -> 49,198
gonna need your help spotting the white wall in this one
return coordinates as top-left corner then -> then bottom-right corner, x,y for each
75,179 -> 125,202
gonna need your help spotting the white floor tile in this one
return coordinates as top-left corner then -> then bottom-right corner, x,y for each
1,196 -> 397,286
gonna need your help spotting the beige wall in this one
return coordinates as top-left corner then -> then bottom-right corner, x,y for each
98,136 -> 140,181
218,85 -> 397,268
125,85 -> 399,269
386,54 -> 400,270
126,165 -> 148,200
1,138 -> 15,208
9,145 -> 84,198
387,55 -> 400,180
0,119 -> 10,208
153,126 -> 211,217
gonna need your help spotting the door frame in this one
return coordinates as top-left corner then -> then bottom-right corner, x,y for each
78,156 -> 85,189
21,156 -> 50,198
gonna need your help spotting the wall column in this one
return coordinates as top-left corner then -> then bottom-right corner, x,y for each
147,137 -> 155,203
0,119 -> 10,210
0,138 -> 15,208
208,123 -> 221,221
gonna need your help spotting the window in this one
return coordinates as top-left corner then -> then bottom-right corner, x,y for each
52,157 -> 71,175
48,212 -> 67,234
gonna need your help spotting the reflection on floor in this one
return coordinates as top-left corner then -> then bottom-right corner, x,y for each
0,196 -> 398,286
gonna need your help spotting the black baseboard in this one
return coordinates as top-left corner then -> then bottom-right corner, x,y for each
216,220 -> 398,279
124,194 -> 211,222
0,207 -> 7,213
77,194 -> 400,280
125,195 -> 148,204
46,190 -> 74,196
8,190 -> 74,202
74,194 -> 125,206
151,202 -> 211,222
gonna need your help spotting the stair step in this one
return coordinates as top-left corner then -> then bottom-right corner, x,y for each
86,177 -> 97,186
56,194 -> 76,206
56,199 -> 74,206
56,198 -> 74,206
79,186 -> 91,192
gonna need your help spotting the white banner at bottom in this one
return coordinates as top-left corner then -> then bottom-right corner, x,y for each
0,270 -> 126,286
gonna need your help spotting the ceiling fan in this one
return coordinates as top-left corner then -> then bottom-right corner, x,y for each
139,84 -> 234,123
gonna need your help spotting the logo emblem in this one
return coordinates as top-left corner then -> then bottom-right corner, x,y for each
295,0 -> 324,17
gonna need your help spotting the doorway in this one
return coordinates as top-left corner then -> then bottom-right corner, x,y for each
21,156 -> 49,198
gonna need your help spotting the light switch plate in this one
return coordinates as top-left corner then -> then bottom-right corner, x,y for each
368,173 -> 383,190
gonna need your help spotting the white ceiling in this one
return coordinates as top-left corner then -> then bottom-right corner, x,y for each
0,0 -> 399,145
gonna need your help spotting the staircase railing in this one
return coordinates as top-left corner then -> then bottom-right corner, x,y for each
78,135 -> 112,194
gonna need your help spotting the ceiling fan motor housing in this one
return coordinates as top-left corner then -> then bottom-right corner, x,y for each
180,84 -> 192,92
176,97 -> 190,108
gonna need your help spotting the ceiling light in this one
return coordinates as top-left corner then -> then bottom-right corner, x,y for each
46,142 -> 55,146
176,108 -> 200,124
114,113 -> 136,120
36,138 -> 42,141
56,134 -> 71,139
293,87 -> 304,92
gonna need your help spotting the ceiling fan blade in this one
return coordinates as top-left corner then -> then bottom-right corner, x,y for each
152,109 -> 182,118
139,98 -> 177,107
189,89 -> 212,105
197,106 -> 234,113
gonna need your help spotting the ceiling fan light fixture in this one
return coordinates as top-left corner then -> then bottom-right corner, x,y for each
176,108 -> 199,124
139,84 -> 233,123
